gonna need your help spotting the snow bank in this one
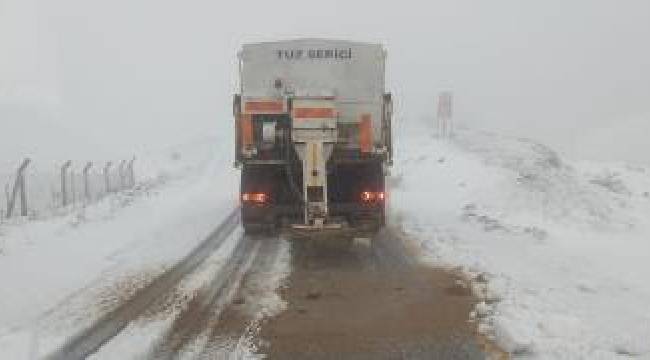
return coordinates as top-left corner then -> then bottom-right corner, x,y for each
392,126 -> 650,358
0,135 -> 218,220
0,137 -> 239,359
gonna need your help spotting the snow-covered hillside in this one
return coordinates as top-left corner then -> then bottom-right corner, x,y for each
0,135 -> 220,219
0,138 -> 239,358
393,127 -> 650,359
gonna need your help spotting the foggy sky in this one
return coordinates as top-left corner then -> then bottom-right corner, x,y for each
2,0 -> 650,164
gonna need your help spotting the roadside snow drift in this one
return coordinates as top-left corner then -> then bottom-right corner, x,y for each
392,127 -> 650,359
0,138 -> 239,359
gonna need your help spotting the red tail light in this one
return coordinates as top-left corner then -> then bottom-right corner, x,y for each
361,191 -> 375,202
361,191 -> 385,202
242,192 -> 267,204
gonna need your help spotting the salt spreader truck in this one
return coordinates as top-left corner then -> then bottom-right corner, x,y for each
233,39 -> 393,237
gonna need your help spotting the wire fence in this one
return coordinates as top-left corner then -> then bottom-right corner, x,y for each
1,157 -> 137,221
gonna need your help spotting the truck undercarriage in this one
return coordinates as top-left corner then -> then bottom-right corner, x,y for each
240,158 -> 386,236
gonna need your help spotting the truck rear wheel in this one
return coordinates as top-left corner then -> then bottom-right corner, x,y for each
243,223 -> 275,236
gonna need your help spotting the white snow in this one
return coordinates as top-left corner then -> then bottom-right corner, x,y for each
392,125 -> 650,359
89,227 -> 249,360
92,236 -> 292,360
177,237 -> 292,360
0,138 -> 240,359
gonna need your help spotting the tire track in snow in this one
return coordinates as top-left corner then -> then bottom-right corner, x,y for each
45,208 -> 241,360
190,235 -> 290,359
147,234 -> 261,359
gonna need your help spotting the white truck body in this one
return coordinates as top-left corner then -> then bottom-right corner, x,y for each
239,39 -> 387,145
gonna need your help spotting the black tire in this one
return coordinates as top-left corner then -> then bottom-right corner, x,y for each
243,224 -> 260,235
243,222 -> 275,236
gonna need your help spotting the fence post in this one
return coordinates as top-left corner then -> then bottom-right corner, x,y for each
19,170 -> 27,216
437,91 -> 454,138
6,158 -> 31,218
60,160 -> 72,207
3,183 -> 9,219
71,169 -> 77,206
118,160 -> 126,190
104,161 -> 112,194
127,157 -> 135,187
83,162 -> 93,202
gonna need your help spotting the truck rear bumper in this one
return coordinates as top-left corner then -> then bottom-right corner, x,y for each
242,202 -> 384,230
240,160 -> 386,234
